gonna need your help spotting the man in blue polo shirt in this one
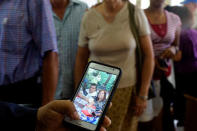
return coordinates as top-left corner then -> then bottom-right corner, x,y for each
50,0 -> 87,100
0,0 -> 58,106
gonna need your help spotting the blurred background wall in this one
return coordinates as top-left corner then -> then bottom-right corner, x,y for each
79,0 -> 197,28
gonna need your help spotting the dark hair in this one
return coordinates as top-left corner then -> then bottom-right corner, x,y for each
90,83 -> 97,90
96,90 -> 106,102
165,6 -> 193,29
90,83 -> 97,87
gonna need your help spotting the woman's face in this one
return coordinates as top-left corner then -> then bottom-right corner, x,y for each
98,91 -> 105,100
150,0 -> 165,8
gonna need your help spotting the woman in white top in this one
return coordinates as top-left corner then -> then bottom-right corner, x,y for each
74,0 -> 154,130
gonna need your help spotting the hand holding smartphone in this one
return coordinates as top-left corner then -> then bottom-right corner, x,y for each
64,61 -> 121,131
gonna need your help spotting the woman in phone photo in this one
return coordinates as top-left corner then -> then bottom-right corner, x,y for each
94,90 -> 107,116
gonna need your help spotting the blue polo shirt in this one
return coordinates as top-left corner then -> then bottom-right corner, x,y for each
0,0 -> 58,85
53,0 -> 87,99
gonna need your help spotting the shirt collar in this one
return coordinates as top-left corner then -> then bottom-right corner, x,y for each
69,0 -> 81,6
52,0 -> 80,19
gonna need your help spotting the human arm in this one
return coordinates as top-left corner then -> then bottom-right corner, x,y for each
74,10 -> 90,89
37,100 -> 111,131
28,0 -> 58,105
0,102 -> 37,131
172,26 -> 182,61
132,7 -> 155,116
74,46 -> 90,89
135,35 -> 155,116
0,100 -> 111,131
139,35 -> 155,97
36,100 -> 79,131
160,24 -> 182,61
42,51 -> 59,105
78,92 -> 89,102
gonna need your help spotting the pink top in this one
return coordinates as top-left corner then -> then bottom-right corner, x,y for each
149,10 -> 181,58
151,23 -> 167,38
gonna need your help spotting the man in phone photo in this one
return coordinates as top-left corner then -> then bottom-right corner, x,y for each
78,83 -> 98,103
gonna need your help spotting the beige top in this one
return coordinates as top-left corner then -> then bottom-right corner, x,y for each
78,2 -> 150,88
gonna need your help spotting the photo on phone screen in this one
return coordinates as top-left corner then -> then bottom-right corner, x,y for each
64,61 -> 121,131
74,67 -> 117,124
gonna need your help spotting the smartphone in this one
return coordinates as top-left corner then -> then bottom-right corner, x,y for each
64,61 -> 121,131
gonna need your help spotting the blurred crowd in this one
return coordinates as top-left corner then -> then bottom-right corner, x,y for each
0,0 -> 197,130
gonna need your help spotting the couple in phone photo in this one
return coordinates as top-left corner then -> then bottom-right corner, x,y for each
74,83 -> 108,124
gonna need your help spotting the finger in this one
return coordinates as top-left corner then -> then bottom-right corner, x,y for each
100,127 -> 106,131
135,104 -> 144,116
135,108 -> 143,116
161,49 -> 172,58
165,51 -> 172,58
138,108 -> 144,116
102,116 -> 111,128
160,51 -> 167,58
166,49 -> 175,58
50,100 -> 79,120
135,108 -> 140,116
135,106 -> 140,116
109,102 -> 112,109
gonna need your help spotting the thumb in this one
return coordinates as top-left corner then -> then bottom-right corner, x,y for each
49,100 -> 79,120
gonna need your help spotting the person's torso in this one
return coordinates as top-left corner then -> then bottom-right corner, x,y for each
148,10 -> 180,57
84,2 -> 137,87
87,90 -> 97,98
53,1 -> 87,99
0,0 -> 41,85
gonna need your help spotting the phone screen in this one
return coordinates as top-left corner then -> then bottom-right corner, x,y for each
73,67 -> 118,125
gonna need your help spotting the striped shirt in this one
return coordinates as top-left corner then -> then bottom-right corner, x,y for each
0,0 -> 58,85
53,0 -> 87,99
149,10 -> 181,57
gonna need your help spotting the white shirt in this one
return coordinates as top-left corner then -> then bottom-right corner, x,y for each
78,2 -> 150,88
